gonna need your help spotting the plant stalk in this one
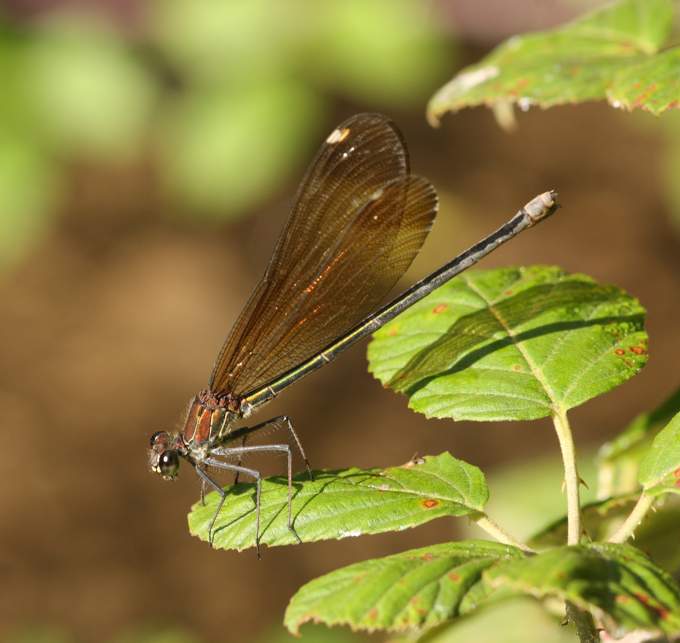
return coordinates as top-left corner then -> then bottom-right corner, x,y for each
609,492 -> 655,544
553,409 -> 599,642
474,515 -> 535,553
552,407 -> 581,545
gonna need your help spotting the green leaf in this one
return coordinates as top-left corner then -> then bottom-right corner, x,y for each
427,0 -> 677,125
188,453 -> 488,551
486,543 -> 680,635
599,385 -> 680,464
368,266 -> 647,422
284,540 -> 524,634
639,411 -> 680,496
528,493 -> 639,547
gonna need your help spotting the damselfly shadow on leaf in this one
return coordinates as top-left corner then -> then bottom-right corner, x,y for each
148,113 -> 559,556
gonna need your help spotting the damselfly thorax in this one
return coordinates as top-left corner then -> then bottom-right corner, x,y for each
181,390 -> 237,447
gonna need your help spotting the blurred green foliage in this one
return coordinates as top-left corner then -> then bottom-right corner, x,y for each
0,0 -> 449,268
3,623 -> 368,643
414,598 -> 575,643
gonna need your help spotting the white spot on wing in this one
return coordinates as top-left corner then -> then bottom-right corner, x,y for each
326,127 -> 351,144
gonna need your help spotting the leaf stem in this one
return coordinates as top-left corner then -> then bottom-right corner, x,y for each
553,407 -> 581,545
608,491 -> 655,544
474,515 -> 535,553
553,410 -> 598,642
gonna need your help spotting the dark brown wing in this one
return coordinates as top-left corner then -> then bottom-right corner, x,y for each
209,113 -> 437,397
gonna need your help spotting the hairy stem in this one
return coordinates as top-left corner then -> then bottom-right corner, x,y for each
553,407 -> 581,545
566,603 -> 599,643
609,492 -> 655,544
474,515 -> 535,553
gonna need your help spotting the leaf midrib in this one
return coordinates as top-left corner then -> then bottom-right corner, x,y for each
461,273 -> 560,414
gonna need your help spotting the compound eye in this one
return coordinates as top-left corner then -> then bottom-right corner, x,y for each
159,450 -> 180,478
149,431 -> 166,447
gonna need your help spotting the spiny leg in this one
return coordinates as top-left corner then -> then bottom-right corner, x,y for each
194,466 -> 228,544
212,444 -> 300,544
232,433 -> 248,486
204,457 -> 263,557
227,415 -> 313,480
279,416 -> 313,481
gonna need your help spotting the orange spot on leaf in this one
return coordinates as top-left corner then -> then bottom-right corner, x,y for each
421,553 -> 434,561
629,345 -> 646,355
387,326 -> 399,337
614,348 -> 626,356
504,289 -> 514,296
432,303 -> 448,314
633,83 -> 658,109
673,468 -> 680,479
367,608 -> 379,622
634,593 -> 670,619
448,572 -> 461,582
422,498 -> 439,509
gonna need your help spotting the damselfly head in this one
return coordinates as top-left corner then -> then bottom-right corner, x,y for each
149,431 -> 180,480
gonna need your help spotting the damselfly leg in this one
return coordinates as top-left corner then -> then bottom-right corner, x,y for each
195,459 -> 263,555
228,415 -> 313,481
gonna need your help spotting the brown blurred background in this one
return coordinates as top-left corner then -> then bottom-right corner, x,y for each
1,1 -> 679,642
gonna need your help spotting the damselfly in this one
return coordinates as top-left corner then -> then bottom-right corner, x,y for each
148,113 -> 558,555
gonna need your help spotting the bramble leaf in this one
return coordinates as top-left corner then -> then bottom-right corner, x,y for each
427,0 -> 678,124
599,386 -> 680,464
368,266 -> 647,421
188,453 -> 488,551
486,543 -> 680,635
639,411 -> 680,497
284,540 -> 524,634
